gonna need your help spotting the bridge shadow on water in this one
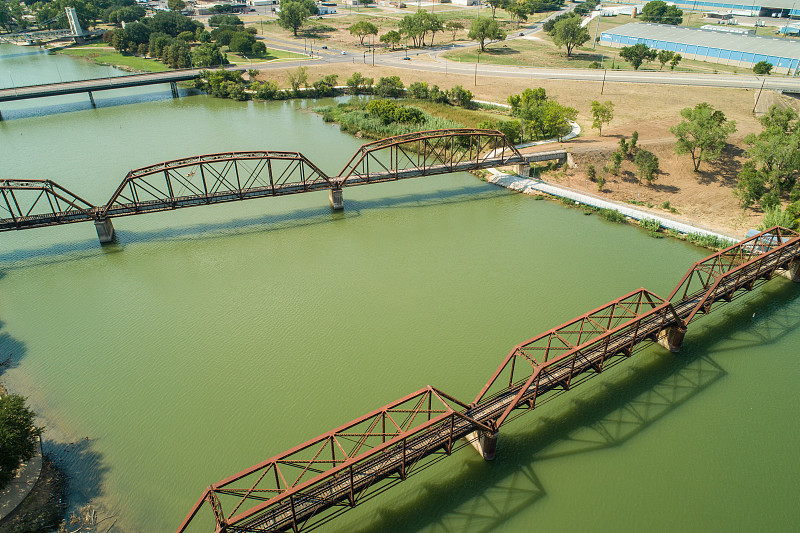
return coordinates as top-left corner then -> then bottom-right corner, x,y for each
344,284 -> 800,533
0,87 -> 200,122
0,184 -> 509,269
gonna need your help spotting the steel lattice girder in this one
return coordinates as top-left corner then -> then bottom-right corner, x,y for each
675,226 -> 800,323
176,386 -> 489,533
0,179 -> 99,229
472,288 -> 684,427
668,226 -> 799,304
101,151 -> 333,218
336,129 -> 524,185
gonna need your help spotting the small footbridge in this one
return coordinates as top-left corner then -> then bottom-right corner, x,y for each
0,129 -> 535,242
176,226 -> 800,533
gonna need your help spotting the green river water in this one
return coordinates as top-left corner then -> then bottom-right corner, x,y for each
1,45 -> 799,532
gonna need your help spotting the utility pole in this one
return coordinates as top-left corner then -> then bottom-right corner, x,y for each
601,68 -> 607,94
753,77 -> 766,113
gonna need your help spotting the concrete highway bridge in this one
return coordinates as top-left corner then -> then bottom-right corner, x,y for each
175,226 -> 800,533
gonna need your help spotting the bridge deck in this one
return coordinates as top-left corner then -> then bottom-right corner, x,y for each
0,69 -> 206,103
177,227 -> 800,533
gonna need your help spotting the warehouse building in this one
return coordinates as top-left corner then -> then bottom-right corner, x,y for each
600,23 -> 800,73
611,0 -> 799,17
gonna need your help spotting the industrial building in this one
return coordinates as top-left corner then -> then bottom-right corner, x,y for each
612,0 -> 800,17
600,22 -> 800,73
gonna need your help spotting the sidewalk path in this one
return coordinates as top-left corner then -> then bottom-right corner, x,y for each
0,437 -> 42,523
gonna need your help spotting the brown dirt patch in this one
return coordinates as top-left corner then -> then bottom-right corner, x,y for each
255,64 -> 800,235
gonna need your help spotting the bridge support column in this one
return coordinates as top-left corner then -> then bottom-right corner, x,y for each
514,163 -> 530,177
465,429 -> 498,461
657,325 -> 687,353
329,188 -> 344,210
94,218 -> 115,243
778,260 -> 800,282
170,81 -> 179,98
88,90 -> 95,107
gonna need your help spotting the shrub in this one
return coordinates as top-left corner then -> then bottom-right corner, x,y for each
753,61 -> 773,75
634,149 -> 659,182
346,72 -> 373,94
407,81 -> 429,99
495,120 -> 521,144
0,395 -> 41,490
598,208 -> 626,223
586,164 -> 596,181
640,218 -> 661,232
365,99 -> 424,124
374,76 -> 404,97
428,84 -> 449,104
448,85 -> 473,107
596,176 -> 605,191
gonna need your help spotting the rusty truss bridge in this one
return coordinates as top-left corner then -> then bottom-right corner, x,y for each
0,129 -> 530,242
177,227 -> 800,533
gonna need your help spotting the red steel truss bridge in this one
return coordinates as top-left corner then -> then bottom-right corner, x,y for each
0,129 -> 529,242
177,227 -> 800,533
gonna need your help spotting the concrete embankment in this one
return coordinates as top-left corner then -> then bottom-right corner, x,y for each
486,170 -> 739,243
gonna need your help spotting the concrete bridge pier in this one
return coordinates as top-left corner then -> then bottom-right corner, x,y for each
170,81 -> 179,98
94,218 -> 115,243
329,188 -> 344,210
466,429 -> 499,461
88,90 -> 96,107
513,162 -> 530,177
779,260 -> 800,282
657,325 -> 687,353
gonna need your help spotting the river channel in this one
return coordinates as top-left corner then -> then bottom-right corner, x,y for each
1,45 -> 799,532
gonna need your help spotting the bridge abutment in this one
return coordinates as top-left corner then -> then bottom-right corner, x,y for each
466,429 -> 498,461
657,325 -> 687,353
779,260 -> 800,282
329,188 -> 344,210
94,218 -> 115,243
513,163 -> 530,177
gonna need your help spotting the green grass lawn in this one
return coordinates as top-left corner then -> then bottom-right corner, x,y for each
225,47 -> 306,63
58,46 -> 170,72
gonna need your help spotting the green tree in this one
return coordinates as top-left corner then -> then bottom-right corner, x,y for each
0,395 -> 42,490
192,43 -> 227,67
380,29 -> 402,50
640,0 -> 683,24
496,119 -> 522,144
446,21 -> 464,41
346,72 -> 373,94
590,100 -> 614,136
657,49 -> 674,70
407,81 -> 429,99
486,0 -> 509,19
506,3 -> 529,25
349,20 -> 378,46
251,41 -> 267,56
634,149 -> 659,182
468,17 -> 506,52
670,53 -> 682,70
168,0 -> 186,11
551,16 -> 588,57
229,31 -> 256,55
671,102 -> 737,172
448,85 -> 473,107
753,61 -> 773,75
313,74 -> 338,97
287,65 -> 308,94
619,43 -> 657,70
278,1 -> 311,36
374,76 -> 404,97
736,161 -> 768,209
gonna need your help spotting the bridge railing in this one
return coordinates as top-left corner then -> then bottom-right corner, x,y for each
336,129 -> 524,186
668,226 -> 800,322
100,151 -> 333,218
0,179 -> 98,229
176,386 -> 489,533
472,288 -> 684,428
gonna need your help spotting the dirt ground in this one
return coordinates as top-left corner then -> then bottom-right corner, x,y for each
255,63 -> 797,236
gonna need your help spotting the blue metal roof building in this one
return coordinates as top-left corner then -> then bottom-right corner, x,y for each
600,23 -> 800,73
